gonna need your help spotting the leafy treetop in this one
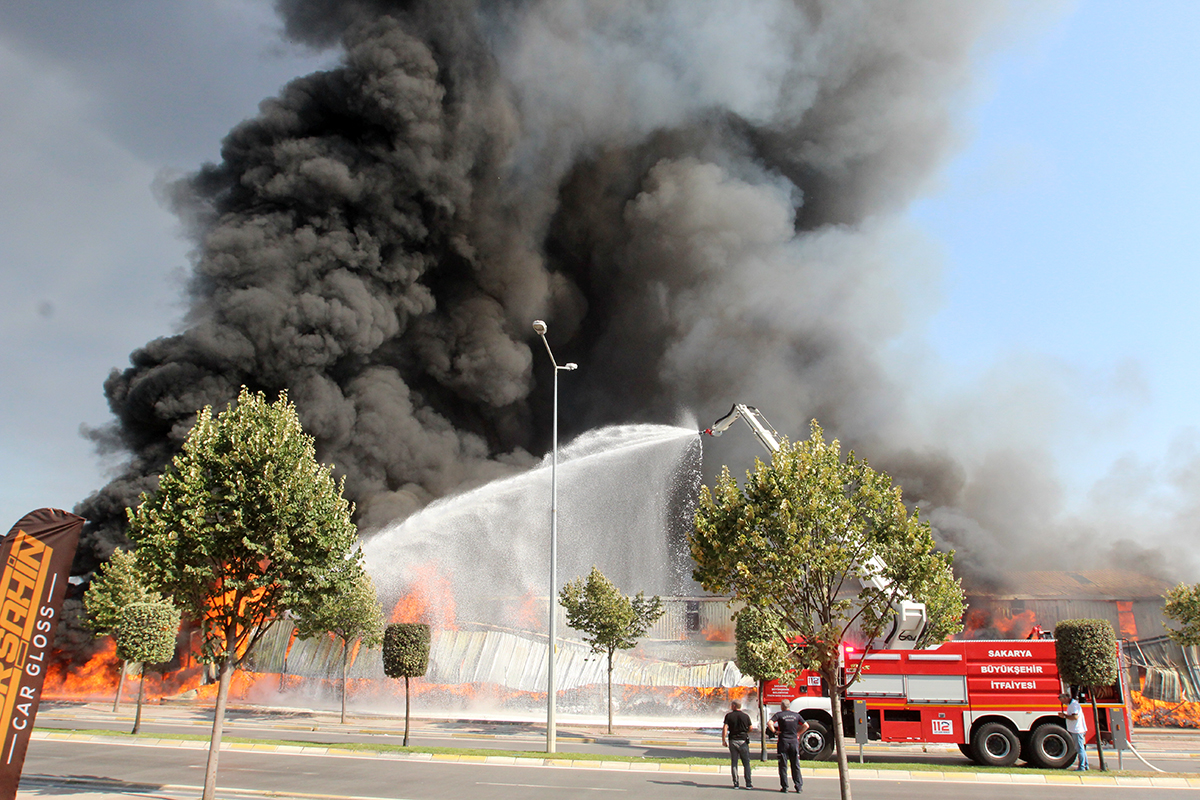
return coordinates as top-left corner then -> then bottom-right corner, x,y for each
1054,619 -> 1118,688
734,605 -> 793,685
83,548 -> 162,637
128,386 -> 363,667
116,602 -> 181,665
383,623 -> 431,679
559,567 -> 665,662
1164,583 -> 1200,648
294,568 -> 385,649
691,420 -> 963,678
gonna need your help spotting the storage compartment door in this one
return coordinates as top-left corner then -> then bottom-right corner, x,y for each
906,674 -> 967,703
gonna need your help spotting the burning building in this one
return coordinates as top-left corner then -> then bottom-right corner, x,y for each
961,569 -> 1173,642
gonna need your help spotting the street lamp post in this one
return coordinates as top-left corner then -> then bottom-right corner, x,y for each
532,319 -> 576,754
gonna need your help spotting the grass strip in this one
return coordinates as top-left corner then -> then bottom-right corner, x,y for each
38,727 -> 1189,780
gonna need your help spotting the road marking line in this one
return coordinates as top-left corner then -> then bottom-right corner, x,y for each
477,782 -> 625,791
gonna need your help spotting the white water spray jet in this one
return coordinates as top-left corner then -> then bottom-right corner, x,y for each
364,421 -> 702,628
242,422 -> 754,722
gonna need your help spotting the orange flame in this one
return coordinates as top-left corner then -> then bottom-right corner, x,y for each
1131,689 -> 1200,729
958,603 -> 1037,640
507,591 -> 545,633
42,638 -> 206,702
42,639 -> 122,699
193,669 -> 276,701
389,563 -> 457,629
204,583 -> 272,659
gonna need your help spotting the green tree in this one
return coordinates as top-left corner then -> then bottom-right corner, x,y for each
294,570 -> 385,724
115,601 -> 180,734
82,547 -> 162,711
383,623 -> 432,746
559,566 -> 665,734
1055,618 -> 1118,772
691,421 -> 963,800
128,387 -> 362,800
1164,583 -> 1200,647
734,605 -> 792,760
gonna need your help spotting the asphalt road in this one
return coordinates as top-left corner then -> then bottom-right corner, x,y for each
30,700 -> 1200,775
18,738 -> 1192,800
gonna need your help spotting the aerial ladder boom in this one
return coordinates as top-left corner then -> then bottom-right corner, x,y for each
704,404 -> 928,650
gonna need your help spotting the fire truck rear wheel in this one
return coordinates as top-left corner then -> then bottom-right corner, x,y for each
798,719 -> 834,761
971,722 -> 1020,767
1027,723 -> 1077,769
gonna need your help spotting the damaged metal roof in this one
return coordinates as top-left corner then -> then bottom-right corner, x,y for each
966,569 -> 1173,601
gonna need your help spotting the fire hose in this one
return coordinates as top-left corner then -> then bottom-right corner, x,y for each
1123,741 -> 1167,773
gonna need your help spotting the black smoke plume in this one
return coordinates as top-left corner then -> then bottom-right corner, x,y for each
77,0 -> 1167,613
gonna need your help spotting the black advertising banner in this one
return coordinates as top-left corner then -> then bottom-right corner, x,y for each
0,509 -> 83,800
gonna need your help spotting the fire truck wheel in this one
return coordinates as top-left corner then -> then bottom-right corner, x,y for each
971,722 -> 1020,767
798,719 -> 834,761
1027,723 -> 1076,769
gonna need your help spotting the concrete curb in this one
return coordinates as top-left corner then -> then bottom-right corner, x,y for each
28,730 -> 1200,789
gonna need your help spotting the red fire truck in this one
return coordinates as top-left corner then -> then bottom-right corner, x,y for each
705,405 -> 1132,769
763,635 -> 1131,768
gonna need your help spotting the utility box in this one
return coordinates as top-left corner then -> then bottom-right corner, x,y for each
854,699 -> 868,745
1111,708 -> 1127,750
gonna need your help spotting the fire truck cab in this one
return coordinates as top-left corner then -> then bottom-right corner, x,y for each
765,636 -> 1132,768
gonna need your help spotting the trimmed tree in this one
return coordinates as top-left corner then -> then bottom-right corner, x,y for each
383,623 -> 431,746
1163,583 -> 1200,647
734,605 -> 792,761
559,566 -> 665,734
691,421 -> 964,800
1055,618 -> 1118,772
83,547 -> 162,711
128,387 -> 363,800
115,601 -> 181,734
294,570 -> 386,723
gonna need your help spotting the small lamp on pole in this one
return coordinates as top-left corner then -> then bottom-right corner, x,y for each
532,319 -> 576,754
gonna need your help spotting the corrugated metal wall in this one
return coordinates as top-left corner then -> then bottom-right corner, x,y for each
963,597 -> 1167,641
247,621 -> 751,690
1127,637 -> 1200,702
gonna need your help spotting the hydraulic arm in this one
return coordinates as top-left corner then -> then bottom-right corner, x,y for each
703,404 -> 928,649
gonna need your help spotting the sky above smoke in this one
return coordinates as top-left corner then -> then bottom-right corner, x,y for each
1,1 -> 1199,587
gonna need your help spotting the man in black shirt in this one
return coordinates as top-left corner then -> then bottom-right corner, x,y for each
721,700 -> 753,789
767,699 -> 809,793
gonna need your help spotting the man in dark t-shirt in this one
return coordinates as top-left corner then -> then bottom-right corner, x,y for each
768,699 -> 809,793
721,700 -> 753,788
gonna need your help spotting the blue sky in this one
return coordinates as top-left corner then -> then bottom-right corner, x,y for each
911,1 -> 1200,511
0,2 -> 1197,560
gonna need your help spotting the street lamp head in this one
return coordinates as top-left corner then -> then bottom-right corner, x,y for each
564,363 -> 578,371
532,319 -> 548,335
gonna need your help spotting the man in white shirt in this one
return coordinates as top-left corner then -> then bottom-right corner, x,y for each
1059,691 -> 1089,771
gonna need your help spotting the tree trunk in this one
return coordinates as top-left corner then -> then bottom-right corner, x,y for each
759,679 -> 768,761
131,665 -> 146,734
403,676 -> 411,747
1090,694 -> 1106,771
113,659 -> 129,712
340,640 -> 348,725
202,657 -> 235,800
607,650 -> 614,734
829,678 -> 853,800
